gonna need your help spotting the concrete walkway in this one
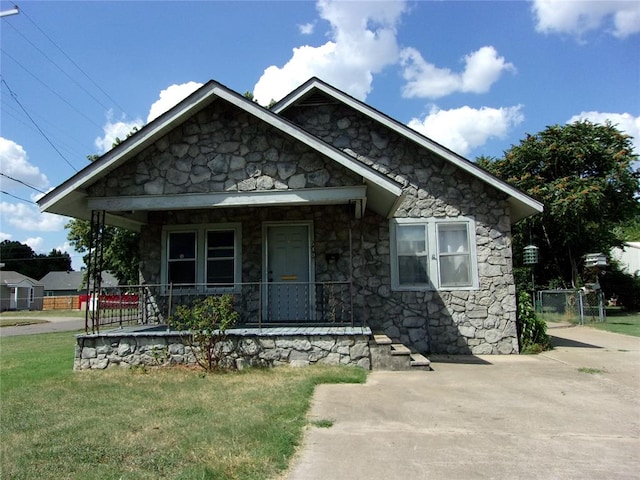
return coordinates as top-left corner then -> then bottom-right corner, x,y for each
287,326 -> 640,480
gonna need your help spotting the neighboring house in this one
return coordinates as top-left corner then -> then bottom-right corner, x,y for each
0,271 -> 44,311
37,78 -> 542,355
611,242 -> 640,275
39,271 -> 119,296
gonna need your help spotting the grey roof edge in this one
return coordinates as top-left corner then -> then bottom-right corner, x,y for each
273,77 -> 544,222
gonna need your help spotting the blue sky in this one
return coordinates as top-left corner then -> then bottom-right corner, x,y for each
1,0 -> 638,271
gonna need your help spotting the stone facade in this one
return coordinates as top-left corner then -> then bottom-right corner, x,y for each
85,94 -> 519,355
74,329 -> 371,370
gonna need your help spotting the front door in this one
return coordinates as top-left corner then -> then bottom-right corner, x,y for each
266,224 -> 312,322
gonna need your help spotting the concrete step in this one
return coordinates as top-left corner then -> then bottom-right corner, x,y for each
372,333 -> 392,345
390,343 -> 411,356
410,352 -> 431,367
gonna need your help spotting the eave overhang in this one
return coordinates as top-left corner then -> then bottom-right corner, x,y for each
38,80 -> 403,228
273,78 -> 544,224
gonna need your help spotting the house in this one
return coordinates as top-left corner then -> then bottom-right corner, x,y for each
39,271 -> 119,296
37,78 -> 542,356
611,242 -> 640,276
0,271 -> 44,311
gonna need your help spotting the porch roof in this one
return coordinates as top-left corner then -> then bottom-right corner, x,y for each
37,80 -> 404,231
273,78 -> 544,224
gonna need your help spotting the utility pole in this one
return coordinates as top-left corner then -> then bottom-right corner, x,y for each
0,5 -> 19,17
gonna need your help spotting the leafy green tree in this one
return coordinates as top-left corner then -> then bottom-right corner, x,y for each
0,240 -> 72,279
479,121 -> 639,288
66,219 -> 139,285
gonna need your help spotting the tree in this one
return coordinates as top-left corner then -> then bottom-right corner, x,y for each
0,240 -> 72,279
66,219 -> 140,285
479,121 -> 639,288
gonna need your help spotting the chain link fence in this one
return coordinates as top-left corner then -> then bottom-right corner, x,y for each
537,289 -> 606,324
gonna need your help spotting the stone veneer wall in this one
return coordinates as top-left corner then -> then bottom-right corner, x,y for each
74,331 -> 371,370
281,102 -> 519,355
86,97 -> 519,355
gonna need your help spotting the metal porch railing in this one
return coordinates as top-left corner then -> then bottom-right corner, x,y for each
84,281 -> 357,333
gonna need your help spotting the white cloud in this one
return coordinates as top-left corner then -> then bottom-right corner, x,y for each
400,46 -> 515,99
24,236 -> 44,252
0,232 -> 13,241
567,111 -> 640,153
408,104 -> 525,156
0,201 -> 68,232
532,0 -> 640,39
147,82 -> 203,122
0,137 -> 49,190
299,22 -> 315,35
94,111 -> 143,154
253,0 -> 407,104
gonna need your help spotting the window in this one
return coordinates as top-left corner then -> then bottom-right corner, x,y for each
390,218 -> 477,291
206,230 -> 235,286
437,223 -> 471,288
162,224 -> 241,291
168,231 -> 196,285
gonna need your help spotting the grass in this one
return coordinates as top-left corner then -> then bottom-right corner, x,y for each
578,367 -> 607,374
0,309 -> 84,318
540,309 -> 640,338
0,331 -> 366,480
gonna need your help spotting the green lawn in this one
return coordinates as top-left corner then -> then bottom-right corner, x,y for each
0,332 -> 366,479
541,309 -> 640,337
0,309 -> 84,318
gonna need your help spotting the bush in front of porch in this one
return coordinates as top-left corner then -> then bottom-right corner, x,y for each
171,294 -> 239,371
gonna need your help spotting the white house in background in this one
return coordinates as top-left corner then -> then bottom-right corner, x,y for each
611,242 -> 640,275
0,271 -> 44,311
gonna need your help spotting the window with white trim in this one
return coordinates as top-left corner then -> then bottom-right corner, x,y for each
162,224 -> 241,291
390,218 -> 478,290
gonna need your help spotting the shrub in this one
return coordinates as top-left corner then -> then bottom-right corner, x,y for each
171,295 -> 239,371
517,291 -> 550,353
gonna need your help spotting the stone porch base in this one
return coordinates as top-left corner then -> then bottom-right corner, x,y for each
74,326 -> 373,370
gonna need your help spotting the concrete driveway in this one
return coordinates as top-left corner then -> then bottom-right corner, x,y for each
287,325 -> 640,480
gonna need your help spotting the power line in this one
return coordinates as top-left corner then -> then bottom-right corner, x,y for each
18,5 -> 133,120
0,172 -> 46,193
0,190 -> 34,204
2,49 -> 104,130
1,76 -> 79,172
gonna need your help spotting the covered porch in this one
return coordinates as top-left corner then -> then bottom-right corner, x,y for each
83,280 -> 358,333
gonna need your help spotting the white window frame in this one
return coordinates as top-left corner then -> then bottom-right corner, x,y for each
390,217 -> 479,291
161,223 -> 242,293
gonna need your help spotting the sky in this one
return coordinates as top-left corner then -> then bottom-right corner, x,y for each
1,0 -> 639,272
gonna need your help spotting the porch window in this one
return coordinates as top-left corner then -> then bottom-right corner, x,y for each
390,218 -> 478,291
206,230 -> 235,286
162,224 -> 241,292
168,232 -> 196,285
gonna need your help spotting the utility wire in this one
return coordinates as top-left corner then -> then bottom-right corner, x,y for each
0,190 -> 34,204
18,5 -> 133,120
2,48 -> 103,130
0,172 -> 46,193
1,76 -> 79,172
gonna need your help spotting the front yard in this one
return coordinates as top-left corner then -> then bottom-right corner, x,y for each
0,331 -> 366,479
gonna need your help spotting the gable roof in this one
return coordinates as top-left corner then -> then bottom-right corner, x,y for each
0,271 -> 41,287
38,80 -> 404,229
39,271 -> 119,291
273,77 -> 543,223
